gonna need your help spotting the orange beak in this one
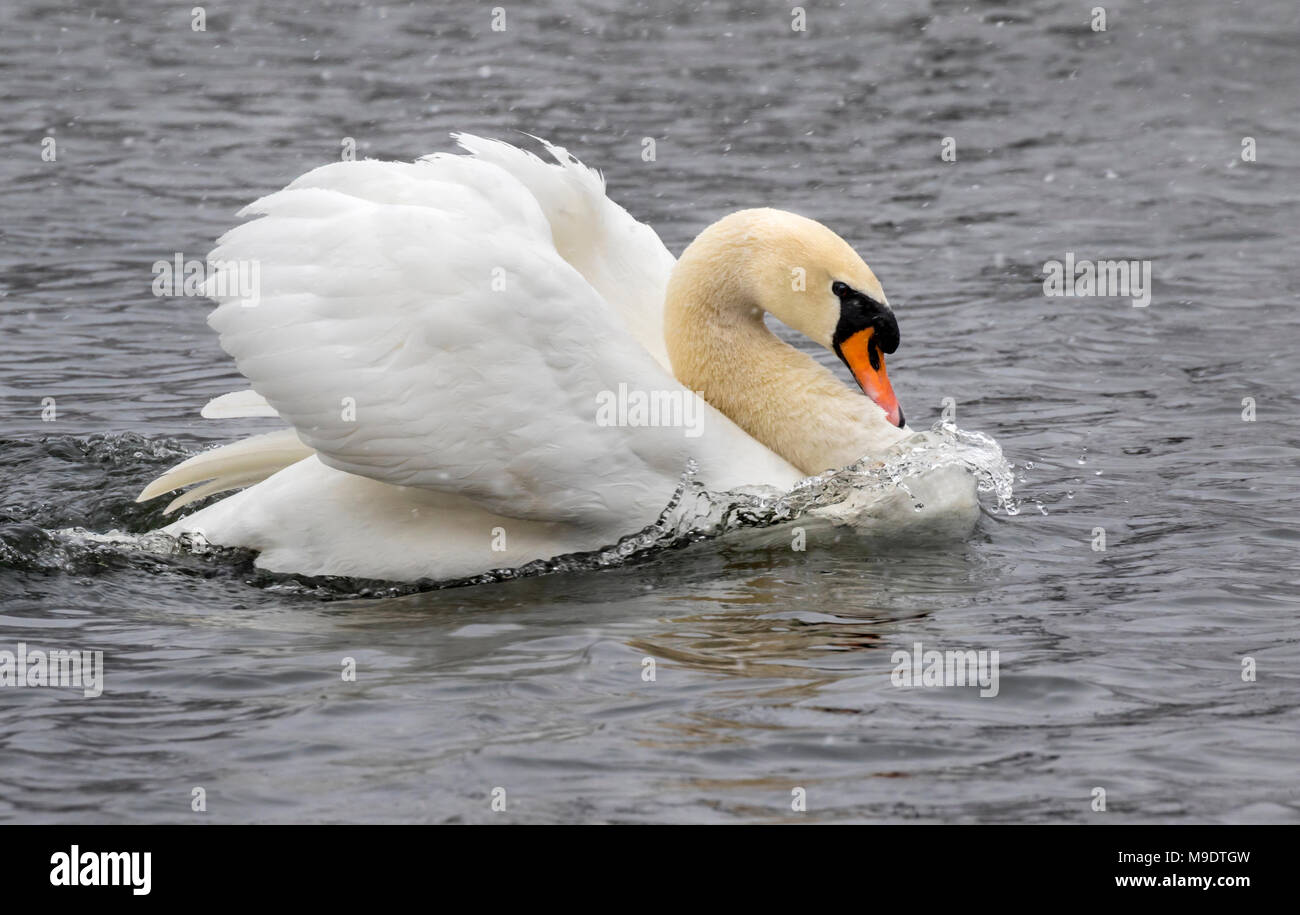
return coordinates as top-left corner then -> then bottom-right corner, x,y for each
836,327 -> 904,428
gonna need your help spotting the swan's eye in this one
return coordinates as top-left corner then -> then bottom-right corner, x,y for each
831,281 -> 849,297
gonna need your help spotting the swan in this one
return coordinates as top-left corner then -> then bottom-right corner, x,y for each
138,134 -> 974,581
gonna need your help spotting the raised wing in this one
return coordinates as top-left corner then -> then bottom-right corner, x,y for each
201,137 -> 789,525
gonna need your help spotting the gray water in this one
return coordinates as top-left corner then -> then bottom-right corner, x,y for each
2,0 -> 1298,823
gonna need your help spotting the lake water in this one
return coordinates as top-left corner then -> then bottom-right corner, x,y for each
2,0 -> 1298,823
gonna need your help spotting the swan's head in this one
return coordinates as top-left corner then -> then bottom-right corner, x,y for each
669,208 -> 905,428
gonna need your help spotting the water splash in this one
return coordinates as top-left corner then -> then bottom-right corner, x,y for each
5,423 -> 1017,597
788,421 -> 1018,517
441,420 -> 1018,593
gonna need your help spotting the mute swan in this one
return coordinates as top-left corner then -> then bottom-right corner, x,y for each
139,134 -> 969,581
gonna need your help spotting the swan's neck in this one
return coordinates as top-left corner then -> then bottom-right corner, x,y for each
664,264 -> 906,476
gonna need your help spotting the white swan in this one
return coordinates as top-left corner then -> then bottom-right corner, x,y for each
139,134 -> 973,581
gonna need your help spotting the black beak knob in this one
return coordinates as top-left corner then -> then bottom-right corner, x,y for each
872,311 -> 900,354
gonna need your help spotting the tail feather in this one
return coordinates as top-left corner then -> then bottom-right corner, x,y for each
138,429 -> 314,512
163,470 -> 272,514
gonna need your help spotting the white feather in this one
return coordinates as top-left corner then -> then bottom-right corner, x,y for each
200,389 -> 278,419
138,429 -> 315,509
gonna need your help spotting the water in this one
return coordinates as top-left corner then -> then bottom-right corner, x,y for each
2,0 -> 1298,823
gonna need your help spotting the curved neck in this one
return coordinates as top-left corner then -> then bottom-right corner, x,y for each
664,256 -> 905,476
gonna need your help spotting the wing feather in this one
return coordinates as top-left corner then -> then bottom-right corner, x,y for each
200,142 -> 713,524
